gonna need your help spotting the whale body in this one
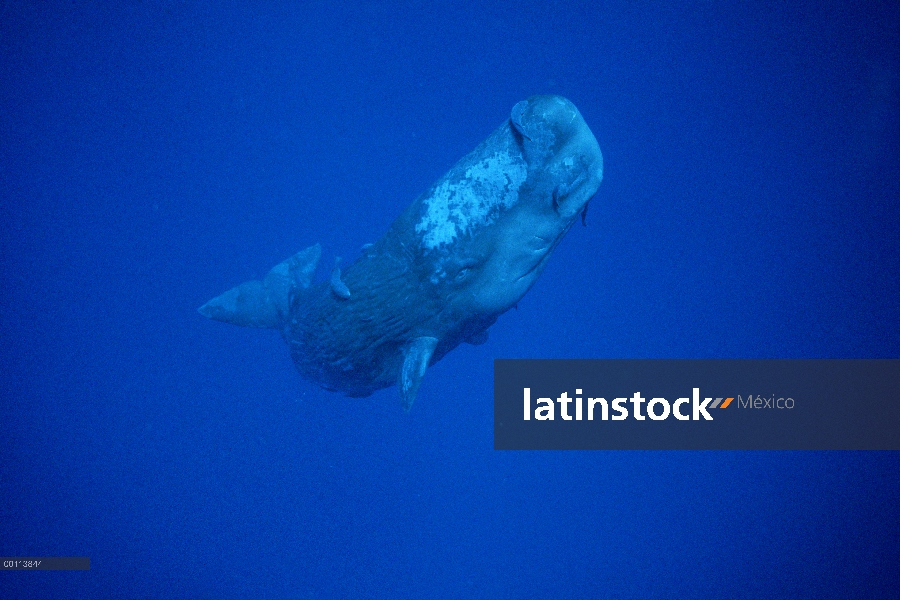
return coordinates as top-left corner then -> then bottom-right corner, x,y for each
200,95 -> 603,409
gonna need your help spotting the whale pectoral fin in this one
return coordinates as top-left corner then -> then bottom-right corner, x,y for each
330,257 -> 351,300
399,336 -> 439,411
199,244 -> 322,329
465,329 -> 489,345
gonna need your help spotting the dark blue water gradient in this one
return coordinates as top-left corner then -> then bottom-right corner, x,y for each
2,1 -> 898,597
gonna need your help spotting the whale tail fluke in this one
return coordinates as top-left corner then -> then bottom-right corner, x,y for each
198,244 -> 321,329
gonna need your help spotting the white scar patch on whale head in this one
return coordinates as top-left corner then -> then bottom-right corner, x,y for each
416,151 -> 527,250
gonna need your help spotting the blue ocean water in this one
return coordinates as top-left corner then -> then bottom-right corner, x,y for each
1,0 -> 898,597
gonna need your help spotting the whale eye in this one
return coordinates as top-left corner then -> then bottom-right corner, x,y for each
551,171 -> 588,216
454,268 -> 471,282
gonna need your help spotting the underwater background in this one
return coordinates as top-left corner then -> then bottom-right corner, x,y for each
2,1 -> 898,597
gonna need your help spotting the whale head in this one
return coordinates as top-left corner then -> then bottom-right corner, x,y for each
415,95 -> 603,319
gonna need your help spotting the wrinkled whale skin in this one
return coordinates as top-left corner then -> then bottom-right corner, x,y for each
200,96 -> 603,409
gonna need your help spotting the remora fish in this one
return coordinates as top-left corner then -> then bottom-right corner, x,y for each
200,95 -> 603,409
